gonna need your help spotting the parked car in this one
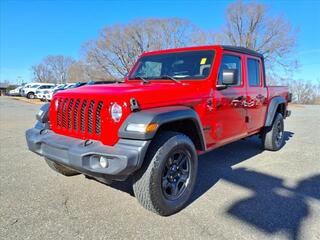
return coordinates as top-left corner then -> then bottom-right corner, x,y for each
44,83 -> 77,101
64,82 -> 86,89
26,45 -> 291,216
22,83 -> 55,99
9,86 -> 23,96
35,85 -> 56,100
43,84 -> 67,101
20,82 -> 38,96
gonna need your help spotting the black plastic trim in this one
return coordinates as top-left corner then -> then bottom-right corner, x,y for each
118,106 -> 206,150
26,127 -> 150,181
265,96 -> 286,126
222,45 -> 264,59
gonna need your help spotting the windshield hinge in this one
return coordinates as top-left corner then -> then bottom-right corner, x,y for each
130,98 -> 140,112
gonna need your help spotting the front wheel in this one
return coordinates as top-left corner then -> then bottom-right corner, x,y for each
133,131 -> 198,216
262,113 -> 285,151
27,92 -> 35,99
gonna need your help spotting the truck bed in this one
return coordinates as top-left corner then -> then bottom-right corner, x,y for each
267,86 -> 289,102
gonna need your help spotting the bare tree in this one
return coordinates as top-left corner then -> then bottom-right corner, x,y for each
44,55 -> 75,84
67,61 -> 90,83
82,18 -> 211,80
32,55 -> 75,83
31,63 -> 54,83
289,79 -> 319,104
215,0 -> 298,81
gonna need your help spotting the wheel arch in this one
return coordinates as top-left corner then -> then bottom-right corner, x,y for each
118,106 -> 206,151
265,96 -> 286,127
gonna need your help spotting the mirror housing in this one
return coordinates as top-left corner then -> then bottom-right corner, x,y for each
222,69 -> 238,85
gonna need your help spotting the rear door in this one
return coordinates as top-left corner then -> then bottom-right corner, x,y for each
213,52 -> 247,145
245,56 -> 268,132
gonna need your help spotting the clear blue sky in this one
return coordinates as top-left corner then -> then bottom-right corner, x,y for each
1,0 -> 319,84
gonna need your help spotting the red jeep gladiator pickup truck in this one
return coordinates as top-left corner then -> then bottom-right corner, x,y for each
26,45 -> 291,216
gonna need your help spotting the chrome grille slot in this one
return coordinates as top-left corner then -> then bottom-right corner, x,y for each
88,100 -> 95,133
96,101 -> 103,135
62,98 -> 68,128
80,100 -> 88,133
67,99 -> 74,130
73,99 -> 80,131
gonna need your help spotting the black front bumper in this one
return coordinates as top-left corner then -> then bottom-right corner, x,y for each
26,127 -> 150,181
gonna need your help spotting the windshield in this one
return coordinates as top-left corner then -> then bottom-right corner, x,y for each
129,50 -> 215,81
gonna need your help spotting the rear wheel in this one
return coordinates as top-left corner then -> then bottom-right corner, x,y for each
133,131 -> 198,216
45,159 -> 80,176
262,113 -> 284,151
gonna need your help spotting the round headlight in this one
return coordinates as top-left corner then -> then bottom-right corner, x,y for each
110,103 -> 122,122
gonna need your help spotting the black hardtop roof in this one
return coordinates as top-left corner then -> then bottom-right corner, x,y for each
221,45 -> 264,59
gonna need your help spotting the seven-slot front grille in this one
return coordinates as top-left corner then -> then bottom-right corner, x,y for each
55,97 -> 104,136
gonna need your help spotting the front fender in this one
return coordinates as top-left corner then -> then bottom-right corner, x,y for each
118,106 -> 205,149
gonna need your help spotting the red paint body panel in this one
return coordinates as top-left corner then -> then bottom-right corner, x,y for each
50,45 -> 289,151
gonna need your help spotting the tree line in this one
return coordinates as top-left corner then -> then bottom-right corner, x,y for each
30,0 -> 319,104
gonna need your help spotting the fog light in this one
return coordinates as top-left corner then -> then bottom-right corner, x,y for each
99,156 -> 108,168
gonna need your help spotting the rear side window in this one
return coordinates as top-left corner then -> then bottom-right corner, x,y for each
247,58 -> 261,86
218,54 -> 242,85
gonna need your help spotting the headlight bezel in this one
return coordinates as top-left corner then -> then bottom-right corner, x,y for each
110,102 -> 123,122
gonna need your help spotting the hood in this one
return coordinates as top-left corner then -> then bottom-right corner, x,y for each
55,82 -> 207,109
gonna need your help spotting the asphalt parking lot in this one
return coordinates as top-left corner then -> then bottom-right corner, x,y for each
0,96 -> 319,240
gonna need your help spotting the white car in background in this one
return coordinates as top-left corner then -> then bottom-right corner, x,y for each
44,83 -> 75,101
9,86 -> 23,96
21,83 -> 55,99
35,85 -> 57,100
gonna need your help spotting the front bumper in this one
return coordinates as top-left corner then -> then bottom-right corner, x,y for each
26,127 -> 150,181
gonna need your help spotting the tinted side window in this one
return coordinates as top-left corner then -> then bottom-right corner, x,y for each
218,55 -> 241,85
247,58 -> 260,86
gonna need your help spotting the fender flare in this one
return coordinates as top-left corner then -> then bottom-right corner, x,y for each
265,96 -> 286,127
118,106 -> 206,150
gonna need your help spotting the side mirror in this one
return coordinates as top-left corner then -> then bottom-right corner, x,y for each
222,69 -> 238,85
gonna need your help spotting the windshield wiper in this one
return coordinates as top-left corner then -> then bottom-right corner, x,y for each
129,75 -> 149,84
159,75 -> 181,84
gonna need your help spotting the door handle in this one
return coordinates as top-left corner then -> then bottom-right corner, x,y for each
232,96 -> 244,101
231,96 -> 244,106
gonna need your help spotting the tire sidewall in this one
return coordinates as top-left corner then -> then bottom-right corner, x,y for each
149,134 -> 198,215
27,92 -> 35,99
272,113 -> 284,150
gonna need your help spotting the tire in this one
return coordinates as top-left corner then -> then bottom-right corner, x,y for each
262,113 -> 285,151
45,159 -> 80,176
27,92 -> 35,99
133,131 -> 198,216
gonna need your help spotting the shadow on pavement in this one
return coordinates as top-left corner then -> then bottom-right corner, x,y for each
189,131 -> 320,240
190,131 -> 294,202
93,131 -> 320,240
224,169 -> 319,240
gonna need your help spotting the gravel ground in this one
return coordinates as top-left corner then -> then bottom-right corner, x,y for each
0,96 -> 319,240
